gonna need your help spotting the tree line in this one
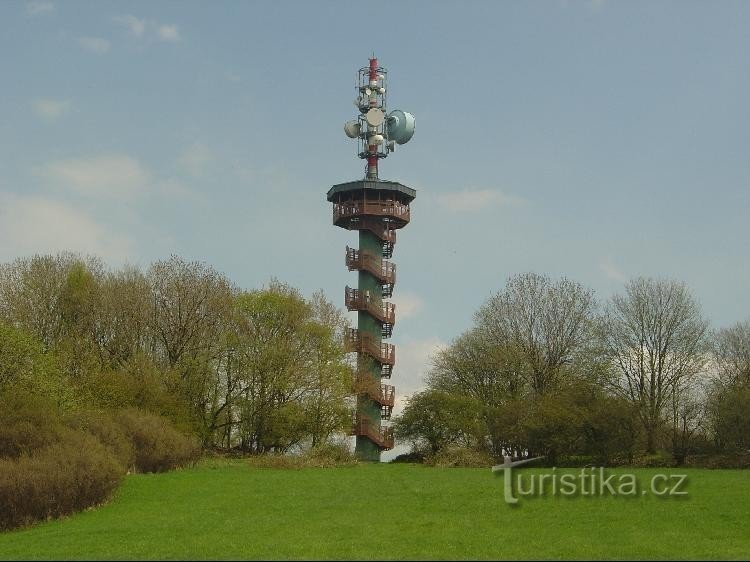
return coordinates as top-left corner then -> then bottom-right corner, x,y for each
394,273 -> 750,466
0,253 -> 353,453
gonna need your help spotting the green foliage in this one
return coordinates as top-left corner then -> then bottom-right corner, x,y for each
246,442 -> 358,469
424,446 -> 494,468
709,383 -> 750,452
0,323 -> 72,408
579,392 -> 639,464
393,389 -> 484,454
0,253 -> 353,455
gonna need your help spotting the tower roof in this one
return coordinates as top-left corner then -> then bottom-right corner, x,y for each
326,179 -> 417,203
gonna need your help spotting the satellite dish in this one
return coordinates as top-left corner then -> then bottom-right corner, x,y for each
364,88 -> 371,96
370,134 -> 384,145
344,120 -> 361,138
386,109 -> 415,144
378,87 -> 386,94
365,108 -> 385,127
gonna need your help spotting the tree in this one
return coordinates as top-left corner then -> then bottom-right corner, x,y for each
0,253 -> 103,351
0,322 -> 71,408
428,329 -> 526,456
393,390 -> 483,454
93,266 -> 152,370
713,319 -> 750,388
708,319 -> 750,451
230,282 -> 351,453
476,273 -> 596,397
599,278 -> 709,453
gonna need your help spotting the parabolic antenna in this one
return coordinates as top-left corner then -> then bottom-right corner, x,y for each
365,108 -> 385,127
344,120 -> 361,138
386,110 -> 415,144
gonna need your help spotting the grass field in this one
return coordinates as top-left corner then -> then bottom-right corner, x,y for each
0,460 -> 748,560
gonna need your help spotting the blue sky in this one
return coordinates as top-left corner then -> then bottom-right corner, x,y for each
2,1 -> 749,451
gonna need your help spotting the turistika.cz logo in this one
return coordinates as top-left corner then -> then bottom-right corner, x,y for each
491,458 -> 688,505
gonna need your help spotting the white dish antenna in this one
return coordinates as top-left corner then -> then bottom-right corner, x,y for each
386,110 -> 415,145
344,120 -> 361,138
365,108 -> 385,127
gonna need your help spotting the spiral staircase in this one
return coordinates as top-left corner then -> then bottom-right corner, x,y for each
327,179 -> 415,461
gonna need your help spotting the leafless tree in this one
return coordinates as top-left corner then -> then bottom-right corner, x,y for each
599,277 -> 709,453
713,319 -> 750,389
475,272 -> 597,396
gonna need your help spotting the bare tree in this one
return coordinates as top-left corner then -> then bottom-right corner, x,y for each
475,272 -> 596,396
713,319 -> 750,388
599,278 -> 709,453
147,256 -> 235,369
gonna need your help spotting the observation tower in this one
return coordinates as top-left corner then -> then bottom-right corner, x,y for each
326,57 -> 416,462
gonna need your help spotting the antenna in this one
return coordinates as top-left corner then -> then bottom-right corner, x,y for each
342,56 -> 416,180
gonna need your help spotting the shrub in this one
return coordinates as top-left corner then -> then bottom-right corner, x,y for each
303,442 -> 357,467
0,428 -> 123,531
631,451 -> 675,468
0,394 -> 65,458
391,451 -> 426,464
246,442 -> 358,469
425,447 -> 494,468
64,410 -> 135,469
114,408 -> 201,473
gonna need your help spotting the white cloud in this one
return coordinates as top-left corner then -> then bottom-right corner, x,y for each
391,292 -> 424,321
31,98 -> 70,121
600,256 -> 627,283
26,1 -> 54,16
0,192 -> 133,263
436,188 -> 526,213
39,155 -> 150,200
380,336 -> 445,461
115,15 -> 181,42
114,14 -> 146,37
78,36 -> 110,55
178,143 -> 213,177
157,24 -> 180,42
391,337 -> 446,411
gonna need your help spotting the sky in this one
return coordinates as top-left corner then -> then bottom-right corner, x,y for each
2,1 -> 749,457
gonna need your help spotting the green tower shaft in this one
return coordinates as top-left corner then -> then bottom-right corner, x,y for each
355,230 -> 385,461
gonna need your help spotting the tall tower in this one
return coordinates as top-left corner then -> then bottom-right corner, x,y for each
327,57 -> 416,462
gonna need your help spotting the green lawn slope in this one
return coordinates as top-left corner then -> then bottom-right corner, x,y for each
0,461 -> 747,560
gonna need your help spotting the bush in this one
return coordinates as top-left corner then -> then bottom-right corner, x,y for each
114,408 -> 201,473
391,451 -> 426,464
65,410 -> 135,469
247,442 -> 358,469
303,442 -> 357,467
0,429 -> 123,531
631,451 -> 675,468
425,447 -> 494,468
684,452 -> 750,469
0,394 -> 65,459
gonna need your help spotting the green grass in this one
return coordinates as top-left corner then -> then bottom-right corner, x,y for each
0,460 -> 748,560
